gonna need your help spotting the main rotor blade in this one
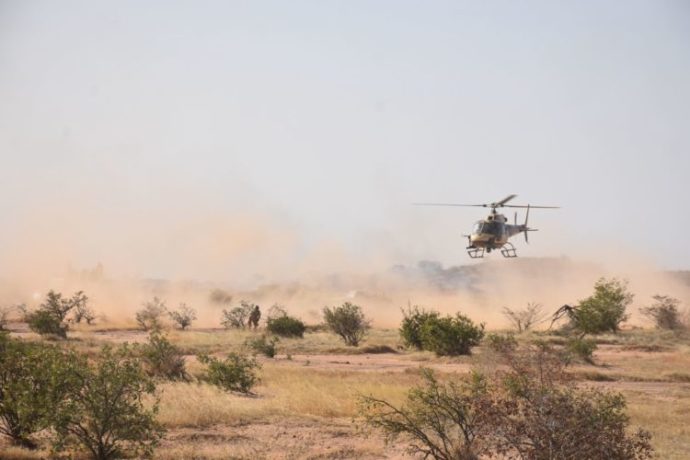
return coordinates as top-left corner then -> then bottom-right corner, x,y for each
503,205 -> 560,209
413,203 -> 486,207
496,194 -> 517,206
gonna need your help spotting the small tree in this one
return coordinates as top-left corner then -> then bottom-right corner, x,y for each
136,297 -> 167,331
168,303 -> 197,330
323,302 -> 371,346
502,303 -> 546,333
139,332 -> 188,381
569,278 -> 633,334
221,300 -> 254,329
197,352 -> 260,394
640,295 -> 684,331
71,291 -> 95,325
25,290 -> 81,339
53,345 -> 164,460
399,306 -> 440,350
0,333 -> 75,448
419,313 -> 485,356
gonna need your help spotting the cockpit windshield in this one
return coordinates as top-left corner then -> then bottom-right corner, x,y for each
473,221 -> 502,236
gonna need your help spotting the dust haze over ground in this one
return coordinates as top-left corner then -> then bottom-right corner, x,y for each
2,218 -> 689,329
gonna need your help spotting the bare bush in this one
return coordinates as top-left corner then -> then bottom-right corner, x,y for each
168,303 -> 196,330
640,295 -> 684,331
71,291 -> 95,324
360,343 -> 653,460
361,369 -> 491,459
221,300 -> 254,329
502,302 -> 546,333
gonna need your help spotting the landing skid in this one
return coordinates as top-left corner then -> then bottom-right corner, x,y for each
500,242 -> 518,258
467,247 -> 485,259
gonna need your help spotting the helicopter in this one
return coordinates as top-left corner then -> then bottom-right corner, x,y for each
415,195 -> 559,258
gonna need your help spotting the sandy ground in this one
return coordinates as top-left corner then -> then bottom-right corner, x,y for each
158,418 -> 410,459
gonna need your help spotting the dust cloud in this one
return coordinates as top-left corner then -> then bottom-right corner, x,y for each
2,211 -> 689,330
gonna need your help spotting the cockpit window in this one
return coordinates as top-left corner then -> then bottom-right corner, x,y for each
473,221 -> 502,236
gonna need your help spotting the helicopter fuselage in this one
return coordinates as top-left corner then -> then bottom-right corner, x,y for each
467,214 -> 526,251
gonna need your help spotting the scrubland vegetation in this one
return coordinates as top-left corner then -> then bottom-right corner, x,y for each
2,279 -> 690,458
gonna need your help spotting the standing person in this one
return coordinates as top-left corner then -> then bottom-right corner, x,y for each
249,305 -> 261,329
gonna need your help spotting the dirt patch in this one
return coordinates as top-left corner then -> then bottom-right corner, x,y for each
158,417 -> 409,459
269,353 -> 472,373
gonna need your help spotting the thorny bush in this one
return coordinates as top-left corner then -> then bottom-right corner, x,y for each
360,342 -> 653,460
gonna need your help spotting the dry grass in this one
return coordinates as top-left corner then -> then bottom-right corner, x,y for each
167,328 -> 401,356
624,385 -> 690,460
5,326 -> 690,458
157,364 -> 419,427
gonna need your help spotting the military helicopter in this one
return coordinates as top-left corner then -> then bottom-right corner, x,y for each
415,195 -> 559,258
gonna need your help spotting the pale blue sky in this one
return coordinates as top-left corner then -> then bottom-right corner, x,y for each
1,1 -> 689,279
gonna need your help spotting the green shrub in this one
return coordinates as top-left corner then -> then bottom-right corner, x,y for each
26,290 -> 84,339
419,313 -> 485,356
485,332 -> 518,354
567,337 -> 598,364
27,309 -> 68,339
266,315 -> 306,338
323,302 -> 371,346
53,345 -> 164,460
0,333 -> 75,448
197,352 -> 260,394
569,278 -> 633,334
246,334 -> 279,358
139,332 -> 188,381
135,297 -> 167,331
640,295 -> 684,331
168,303 -> 197,330
399,306 -> 439,350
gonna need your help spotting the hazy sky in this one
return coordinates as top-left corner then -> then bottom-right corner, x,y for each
1,1 -> 689,280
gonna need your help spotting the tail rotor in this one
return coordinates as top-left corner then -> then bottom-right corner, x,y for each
523,204 -> 538,243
